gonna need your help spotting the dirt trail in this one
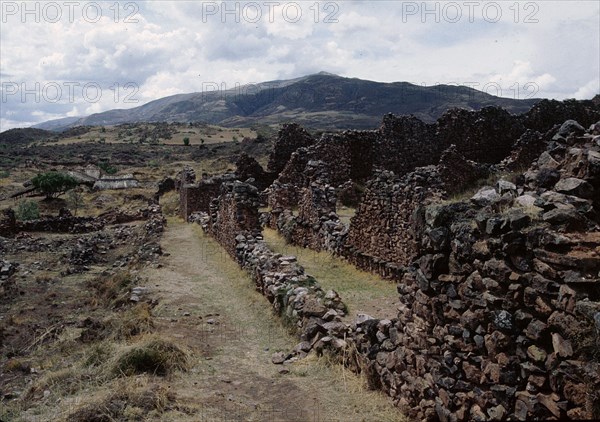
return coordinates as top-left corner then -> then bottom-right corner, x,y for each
141,221 -> 404,422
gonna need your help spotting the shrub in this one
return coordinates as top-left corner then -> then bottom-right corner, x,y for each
31,172 -> 78,199
183,137 -> 190,146
98,160 -> 117,175
15,199 -> 39,221
67,189 -> 84,216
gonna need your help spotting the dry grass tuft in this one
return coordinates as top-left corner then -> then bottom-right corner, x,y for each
109,303 -> 155,340
67,379 -> 176,422
160,190 -> 180,216
112,337 -> 189,377
83,341 -> 115,368
89,271 -> 134,306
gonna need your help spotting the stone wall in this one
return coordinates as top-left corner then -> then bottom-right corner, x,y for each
268,100 -> 599,199
375,114 -> 437,176
196,118 -> 600,419
523,99 -> 600,133
179,174 -> 236,221
378,122 -> 600,420
343,168 -> 445,279
175,165 -> 196,190
267,123 -> 315,175
0,209 -> 17,237
235,153 -> 276,191
268,145 -> 488,279
204,181 -> 261,259
276,181 -> 339,251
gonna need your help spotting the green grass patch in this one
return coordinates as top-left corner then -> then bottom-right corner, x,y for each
262,228 -> 397,319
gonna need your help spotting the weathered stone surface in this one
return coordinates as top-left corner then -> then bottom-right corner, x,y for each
554,177 -> 594,199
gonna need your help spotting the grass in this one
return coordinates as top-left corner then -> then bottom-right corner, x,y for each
89,271 -> 135,306
337,206 -> 356,226
160,190 -> 180,216
262,227 -> 398,320
112,337 -> 189,377
109,303 -> 155,340
66,377 -> 176,422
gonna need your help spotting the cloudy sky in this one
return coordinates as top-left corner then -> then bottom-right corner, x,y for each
1,0 -> 598,131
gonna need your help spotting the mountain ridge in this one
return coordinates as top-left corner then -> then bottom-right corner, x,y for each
33,73 -> 542,131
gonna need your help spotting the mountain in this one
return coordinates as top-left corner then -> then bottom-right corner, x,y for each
34,73 -> 541,131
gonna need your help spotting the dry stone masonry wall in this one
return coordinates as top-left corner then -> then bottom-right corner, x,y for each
183,99 -> 600,421
179,174 -> 236,221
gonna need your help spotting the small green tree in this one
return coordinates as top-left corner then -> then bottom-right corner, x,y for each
31,172 -> 78,200
183,137 -> 190,146
15,200 -> 39,221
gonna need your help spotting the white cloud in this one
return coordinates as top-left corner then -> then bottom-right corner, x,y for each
572,79 -> 600,100
1,0 -> 598,131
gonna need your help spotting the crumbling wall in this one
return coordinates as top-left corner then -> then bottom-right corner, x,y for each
267,123 -> 315,175
204,181 -> 261,259
342,146 -> 485,279
178,174 -> 235,221
235,153 -> 276,191
437,145 -> 489,193
523,99 -> 600,133
175,165 -> 196,190
277,181 -> 338,251
196,119 -> 600,420
312,131 -> 377,186
347,119 -> 600,420
13,216 -> 103,235
0,209 -> 17,237
375,114 -> 437,175
436,106 -> 525,164
268,101 -> 599,208
343,169 -> 443,279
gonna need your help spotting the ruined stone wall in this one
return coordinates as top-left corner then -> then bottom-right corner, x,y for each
277,182 -> 338,251
499,129 -> 547,172
0,209 -> 17,237
269,101 -> 599,203
347,119 -> 600,420
375,114 -> 438,175
16,216 -> 103,234
437,145 -> 489,194
436,106 -> 526,164
312,131 -> 377,186
178,174 -> 235,221
175,165 -> 196,190
269,145 -> 487,277
343,169 -> 444,279
267,123 -> 315,175
205,181 -> 261,259
235,153 -> 276,191
197,119 -> 600,419
523,99 -> 600,133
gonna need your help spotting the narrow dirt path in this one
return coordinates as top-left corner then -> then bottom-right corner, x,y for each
141,221 -> 404,422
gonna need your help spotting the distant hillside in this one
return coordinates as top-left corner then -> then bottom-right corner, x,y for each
0,127 -> 54,145
34,73 -> 541,131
